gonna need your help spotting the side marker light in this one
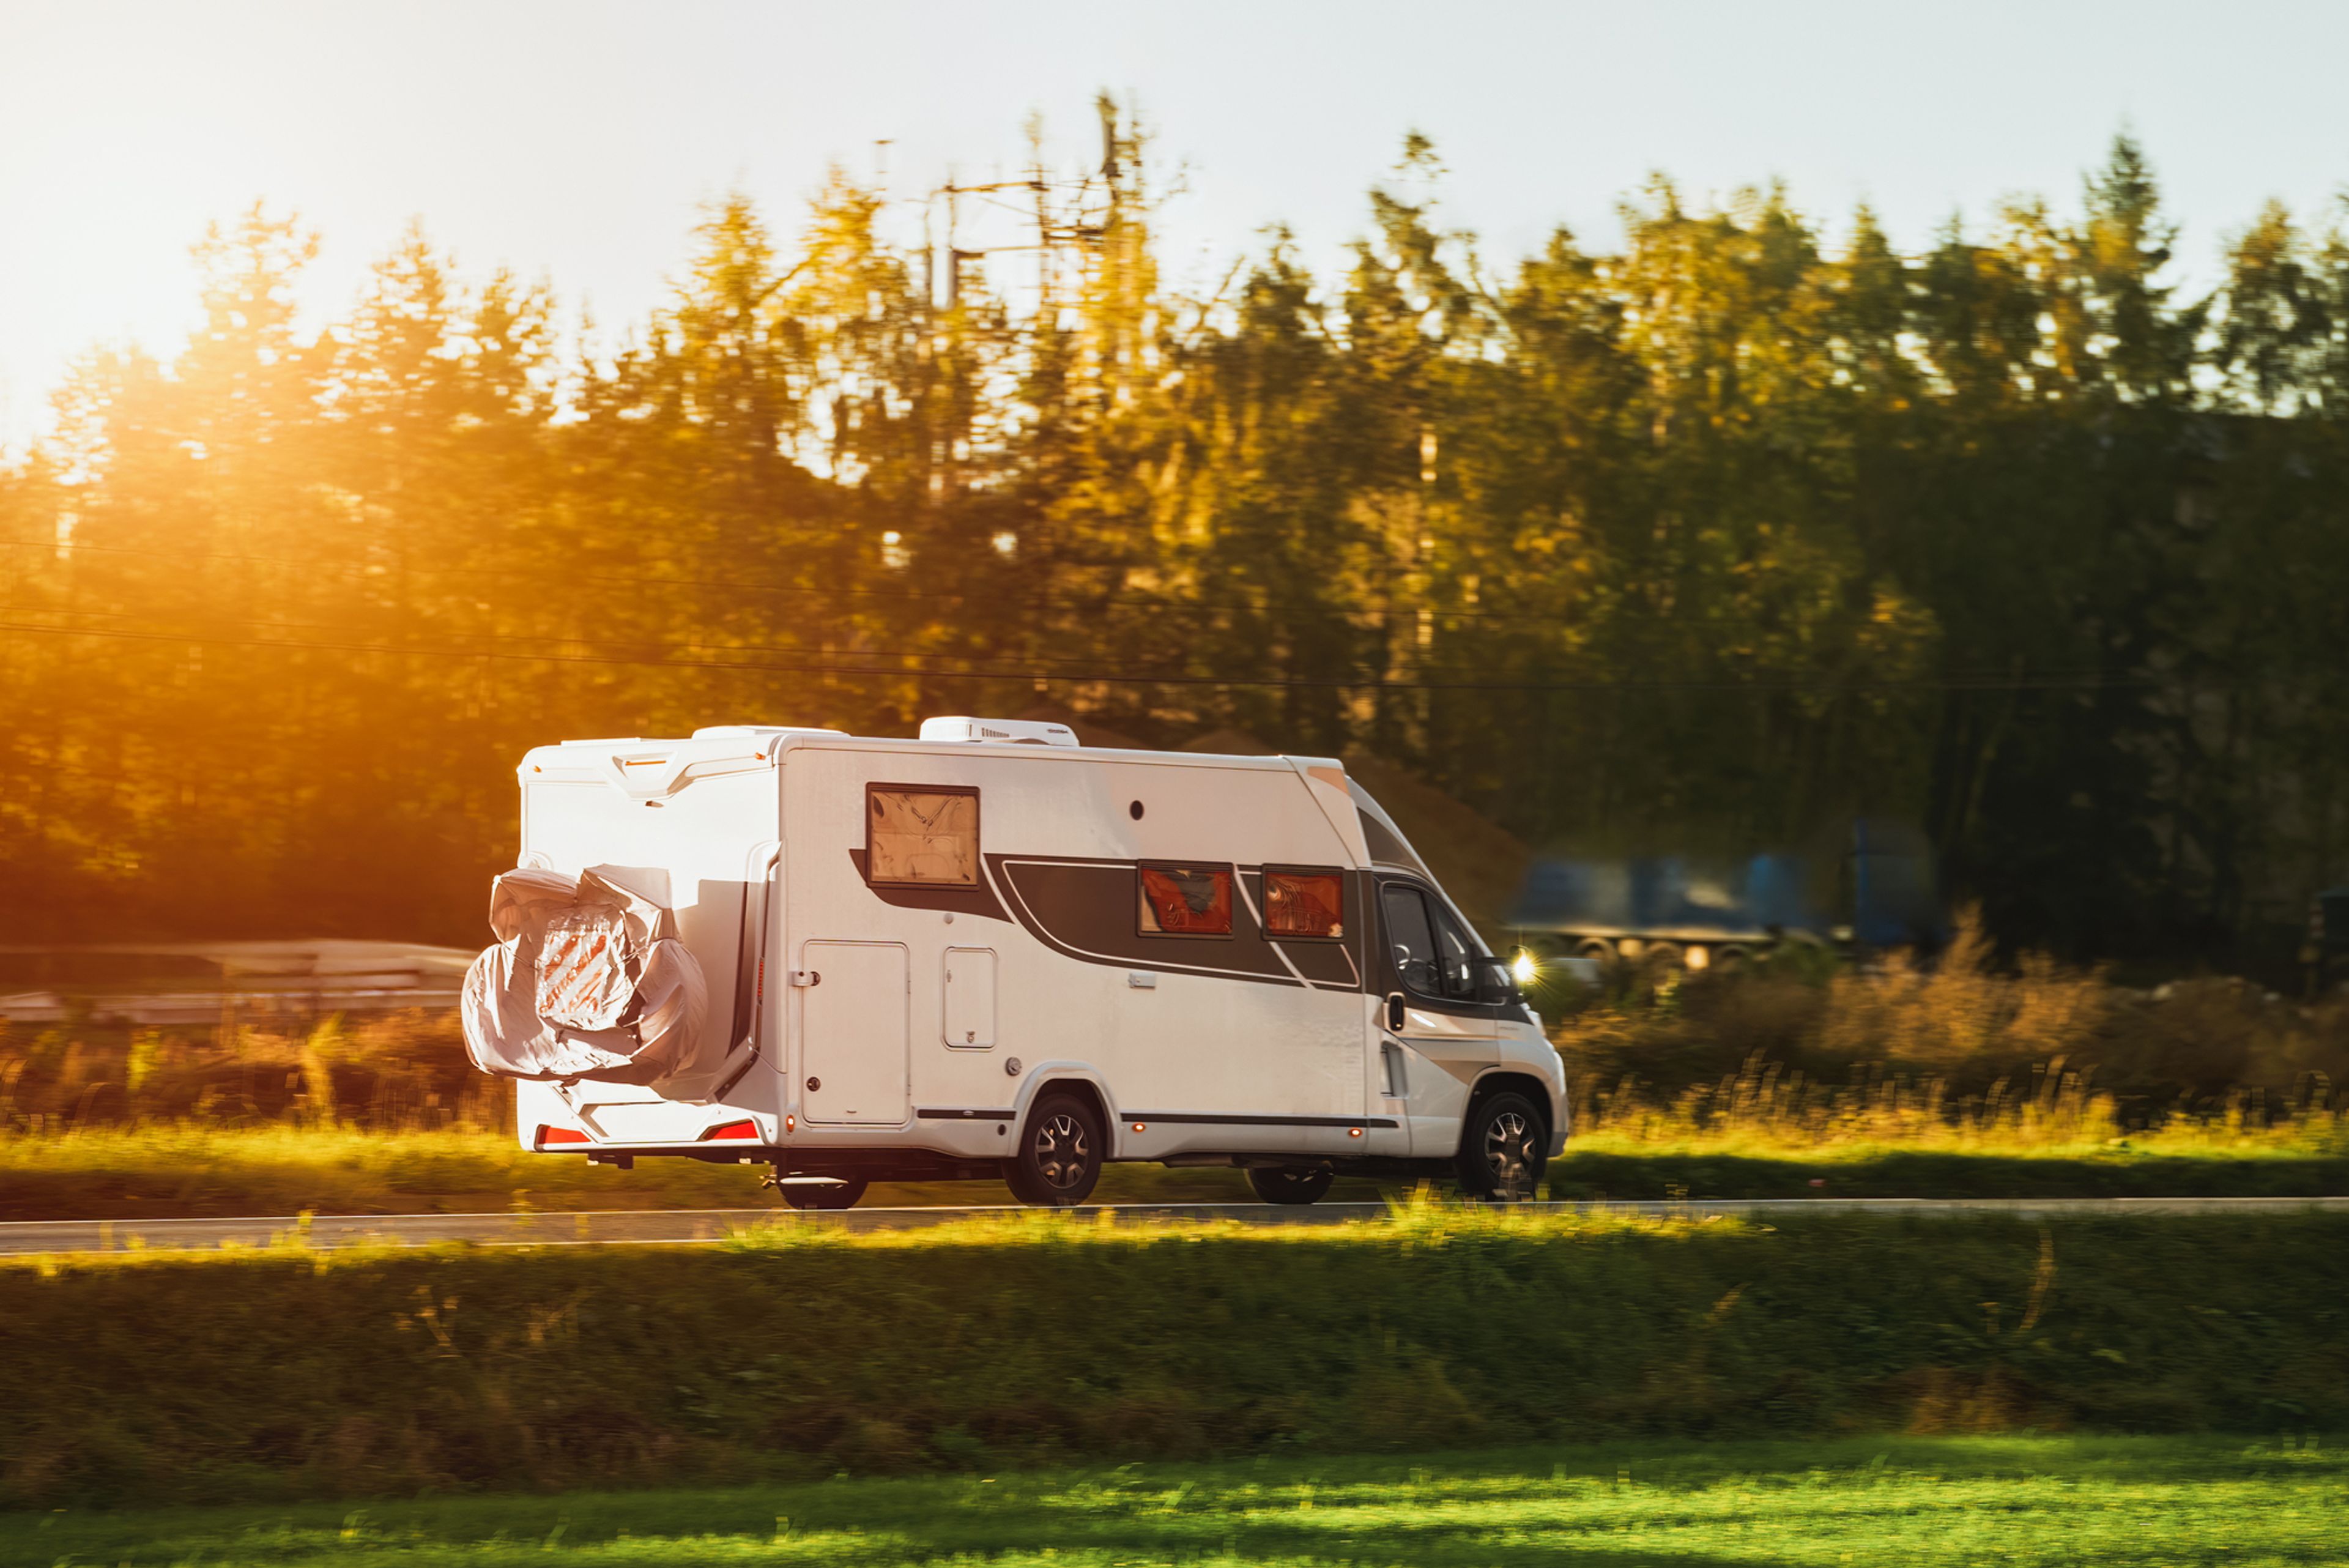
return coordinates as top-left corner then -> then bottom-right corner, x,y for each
536,1124 -> 590,1147
1132,1122 -> 1148,1132
705,1119 -> 760,1141
1348,1127 -> 1364,1139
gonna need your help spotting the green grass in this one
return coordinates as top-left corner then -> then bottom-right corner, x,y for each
4,1436 -> 2342,1566
1549,1138 -> 2349,1199
0,1124 -> 1299,1220
7,1207 -> 2348,1507
4,1123 -> 2345,1223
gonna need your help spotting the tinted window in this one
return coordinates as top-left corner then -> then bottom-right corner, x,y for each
1381,885 -> 1439,996
1427,900 -> 1480,1001
1138,864 -> 1234,936
1383,883 -> 1480,1003
867,786 -> 979,886
1264,871 -> 1345,938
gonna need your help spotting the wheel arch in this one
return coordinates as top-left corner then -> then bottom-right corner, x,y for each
1021,1071 -> 1115,1149
1458,1069 -> 1554,1157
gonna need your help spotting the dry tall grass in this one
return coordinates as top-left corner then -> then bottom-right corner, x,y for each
1551,911 -> 2349,1148
0,1009 -> 500,1134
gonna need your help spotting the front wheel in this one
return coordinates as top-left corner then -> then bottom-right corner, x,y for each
1247,1165 -> 1334,1206
777,1177 -> 869,1211
1455,1092 -> 1546,1202
1004,1092 -> 1104,1206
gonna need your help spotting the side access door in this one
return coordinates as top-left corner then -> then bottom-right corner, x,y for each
798,940 -> 911,1125
1374,880 -> 1501,1156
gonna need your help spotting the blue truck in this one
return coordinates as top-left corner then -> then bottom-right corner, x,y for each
1507,818 -> 1944,976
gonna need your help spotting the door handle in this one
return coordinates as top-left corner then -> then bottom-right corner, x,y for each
1385,991 -> 1406,1031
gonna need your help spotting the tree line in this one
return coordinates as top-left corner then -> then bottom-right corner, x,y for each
4,110 -> 2347,967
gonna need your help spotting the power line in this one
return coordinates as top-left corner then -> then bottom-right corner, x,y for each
0,537 -> 2164,678
0,543 -> 2151,682
13,604 -> 1258,680
0,617 -> 2169,696
0,533 -> 1773,635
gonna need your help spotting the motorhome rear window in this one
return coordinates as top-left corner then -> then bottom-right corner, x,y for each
1138,864 -> 1233,937
867,786 -> 980,886
1264,869 -> 1345,938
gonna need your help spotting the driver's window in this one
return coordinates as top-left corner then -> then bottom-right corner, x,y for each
1380,885 -> 1441,998
1428,902 -> 1480,1001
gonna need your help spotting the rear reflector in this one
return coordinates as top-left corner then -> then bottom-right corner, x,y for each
704,1119 -> 760,1141
536,1124 -> 591,1147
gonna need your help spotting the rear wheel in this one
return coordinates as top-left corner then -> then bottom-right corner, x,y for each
1005,1092 -> 1104,1206
777,1177 -> 868,1211
1247,1165 -> 1334,1206
1455,1091 -> 1546,1202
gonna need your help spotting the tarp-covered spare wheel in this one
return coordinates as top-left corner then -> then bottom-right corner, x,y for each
461,868 -> 713,1087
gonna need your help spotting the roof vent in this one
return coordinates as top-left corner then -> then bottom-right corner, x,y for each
919,716 -> 1080,748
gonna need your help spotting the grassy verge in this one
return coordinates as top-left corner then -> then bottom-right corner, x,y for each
1549,1137 -> 2349,1198
4,1436 -> 2342,1567
5,1207 -> 2346,1507
4,1124 -> 2345,1222
0,1126 -> 1288,1219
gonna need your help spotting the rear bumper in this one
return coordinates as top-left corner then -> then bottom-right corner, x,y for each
534,1142 -> 1009,1183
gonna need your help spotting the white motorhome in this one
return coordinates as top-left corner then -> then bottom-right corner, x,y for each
460,716 -> 1567,1207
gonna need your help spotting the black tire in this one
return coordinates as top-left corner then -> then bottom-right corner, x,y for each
1004,1092 -> 1104,1206
1455,1091 -> 1546,1202
1247,1165 -> 1334,1206
777,1177 -> 868,1211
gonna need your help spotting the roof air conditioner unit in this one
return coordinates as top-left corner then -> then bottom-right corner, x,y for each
919,716 -> 1080,748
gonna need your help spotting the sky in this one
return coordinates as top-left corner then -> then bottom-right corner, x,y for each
3,0 -> 2347,451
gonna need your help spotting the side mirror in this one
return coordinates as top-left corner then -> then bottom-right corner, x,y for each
1385,991 -> 1406,1031
1475,957 -> 1520,1006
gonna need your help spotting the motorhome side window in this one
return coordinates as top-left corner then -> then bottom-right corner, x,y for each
1381,883 -> 1477,1001
1138,863 -> 1234,937
867,785 -> 979,886
1264,869 -> 1344,938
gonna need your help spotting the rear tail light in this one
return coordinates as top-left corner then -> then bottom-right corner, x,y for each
536,1124 -> 592,1147
704,1119 -> 760,1141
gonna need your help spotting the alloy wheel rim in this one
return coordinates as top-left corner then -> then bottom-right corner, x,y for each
1033,1113 -> 1091,1189
1483,1110 -> 1534,1198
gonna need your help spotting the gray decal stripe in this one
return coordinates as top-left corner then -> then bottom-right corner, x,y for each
850,847 -> 1012,922
915,1107 -> 1018,1121
994,856 -> 1309,987
1123,1112 -> 1401,1129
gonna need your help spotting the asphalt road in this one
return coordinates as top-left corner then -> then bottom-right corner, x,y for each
5,1196 -> 2346,1256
